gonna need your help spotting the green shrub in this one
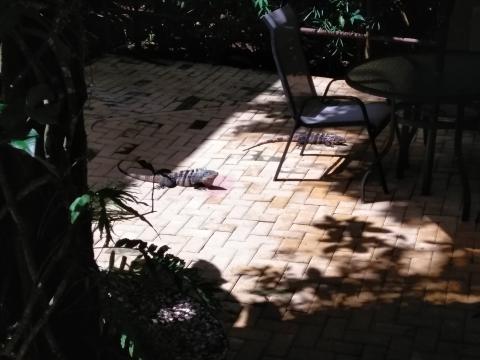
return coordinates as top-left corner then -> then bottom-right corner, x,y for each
88,1 -> 441,75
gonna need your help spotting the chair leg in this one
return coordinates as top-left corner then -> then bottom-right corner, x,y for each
454,104 -> 470,221
361,128 -> 388,201
421,105 -> 428,145
422,108 -> 429,145
274,126 -> 297,181
380,112 -> 396,158
300,128 -> 312,156
360,169 -> 373,203
421,105 -> 438,195
423,127 -> 429,145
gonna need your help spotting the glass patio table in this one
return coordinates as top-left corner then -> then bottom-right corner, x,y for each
345,51 -> 480,220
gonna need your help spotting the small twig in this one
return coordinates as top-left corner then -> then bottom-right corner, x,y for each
108,251 -> 116,271
15,269 -> 72,360
0,158 -> 38,282
119,256 -> 127,270
4,219 -> 81,355
151,177 -> 155,213
0,158 -> 60,356
0,175 -> 52,220
0,159 -> 66,358
43,328 -> 67,360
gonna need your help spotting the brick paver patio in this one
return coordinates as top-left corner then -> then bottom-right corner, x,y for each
86,56 -> 480,360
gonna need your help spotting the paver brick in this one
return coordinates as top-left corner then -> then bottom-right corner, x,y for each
87,56 -> 480,360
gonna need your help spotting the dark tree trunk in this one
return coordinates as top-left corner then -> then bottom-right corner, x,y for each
0,2 -> 99,359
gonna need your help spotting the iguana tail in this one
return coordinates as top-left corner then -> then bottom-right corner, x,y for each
117,160 -> 175,187
244,132 -> 346,151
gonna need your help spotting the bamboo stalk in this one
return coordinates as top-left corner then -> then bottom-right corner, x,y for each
300,27 -> 436,46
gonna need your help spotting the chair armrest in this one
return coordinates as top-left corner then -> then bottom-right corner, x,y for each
322,78 -> 344,98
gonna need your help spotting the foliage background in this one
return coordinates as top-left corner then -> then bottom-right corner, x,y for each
86,0 -> 442,75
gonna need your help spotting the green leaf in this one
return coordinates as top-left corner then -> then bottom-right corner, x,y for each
9,129 -> 39,157
338,15 -> 345,28
128,339 -> 135,357
108,197 -> 156,232
349,9 -> 364,25
120,334 -> 127,349
69,194 -> 91,224
119,334 -> 139,359
0,103 -> 6,114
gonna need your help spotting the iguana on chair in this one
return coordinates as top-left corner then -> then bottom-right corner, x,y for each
117,160 -> 218,189
244,132 -> 346,151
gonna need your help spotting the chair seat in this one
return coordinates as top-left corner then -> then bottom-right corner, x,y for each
301,99 -> 391,129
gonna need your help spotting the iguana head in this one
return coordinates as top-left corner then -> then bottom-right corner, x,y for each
201,169 -> 218,186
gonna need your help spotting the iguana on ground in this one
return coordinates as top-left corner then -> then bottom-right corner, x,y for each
244,132 -> 346,151
117,160 -> 218,189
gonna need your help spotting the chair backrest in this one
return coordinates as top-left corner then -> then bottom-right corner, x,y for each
263,5 -> 317,119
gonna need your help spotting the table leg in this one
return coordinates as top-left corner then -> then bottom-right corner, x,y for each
396,125 -> 416,178
454,104 -> 470,221
396,105 -> 418,179
421,104 -> 438,195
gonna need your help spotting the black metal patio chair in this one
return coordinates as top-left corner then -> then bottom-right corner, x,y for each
262,5 -> 393,200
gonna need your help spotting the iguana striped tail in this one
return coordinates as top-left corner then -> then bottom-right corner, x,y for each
244,132 -> 346,151
117,160 -> 176,188
117,160 -> 218,188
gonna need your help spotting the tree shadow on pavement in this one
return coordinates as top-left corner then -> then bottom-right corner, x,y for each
193,215 -> 480,360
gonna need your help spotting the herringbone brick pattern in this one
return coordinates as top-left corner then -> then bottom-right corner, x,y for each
86,56 -> 480,360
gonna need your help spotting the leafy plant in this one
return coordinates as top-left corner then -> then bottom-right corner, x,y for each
302,1 -> 365,58
84,181 -> 225,359
116,239 -> 218,308
253,0 -> 271,15
99,240 -> 225,360
89,186 -> 156,246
